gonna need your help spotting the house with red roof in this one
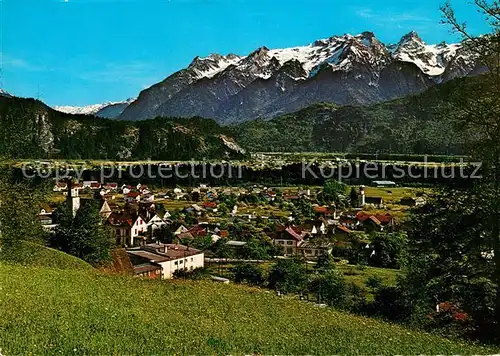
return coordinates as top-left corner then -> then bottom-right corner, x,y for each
202,201 -> 218,212
314,206 -> 339,219
273,226 -> 306,255
125,191 -> 141,204
103,183 -> 118,191
335,225 -> 353,237
186,225 -> 207,238
356,212 -> 394,231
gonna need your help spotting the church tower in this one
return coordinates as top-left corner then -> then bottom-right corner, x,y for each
359,185 -> 366,207
66,180 -> 80,217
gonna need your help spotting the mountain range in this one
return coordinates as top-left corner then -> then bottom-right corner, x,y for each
115,31 -> 480,124
47,31 -> 481,124
54,98 -> 135,119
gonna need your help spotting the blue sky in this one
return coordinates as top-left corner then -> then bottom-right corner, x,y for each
0,0 -> 492,107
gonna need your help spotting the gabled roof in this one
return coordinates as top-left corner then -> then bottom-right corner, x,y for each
39,203 -> 54,213
187,226 -> 207,237
337,225 -> 352,234
177,232 -> 195,240
108,213 -> 133,227
314,206 -> 335,214
368,215 -> 382,226
356,212 -> 393,224
285,227 -> 304,241
375,213 -> 393,224
175,225 -> 188,234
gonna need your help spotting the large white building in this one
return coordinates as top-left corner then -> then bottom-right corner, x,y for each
127,243 -> 204,279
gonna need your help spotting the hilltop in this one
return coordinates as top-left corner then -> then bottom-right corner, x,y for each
0,96 -> 246,160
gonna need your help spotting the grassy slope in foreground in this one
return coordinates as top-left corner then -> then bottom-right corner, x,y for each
0,264 -> 497,355
0,241 -> 93,271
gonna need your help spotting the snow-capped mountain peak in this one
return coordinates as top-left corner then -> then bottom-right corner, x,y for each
54,98 -> 135,118
188,53 -> 244,79
189,32 -> 395,82
391,31 -> 461,76
0,88 -> 12,98
55,103 -> 110,115
117,30 -> 478,124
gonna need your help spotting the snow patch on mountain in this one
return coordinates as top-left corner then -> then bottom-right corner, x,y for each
189,54 -> 245,79
54,98 -> 135,117
187,31 -> 465,82
391,31 -> 461,76
117,30 -> 477,124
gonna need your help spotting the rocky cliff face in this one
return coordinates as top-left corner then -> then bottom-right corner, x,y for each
119,31 -> 480,124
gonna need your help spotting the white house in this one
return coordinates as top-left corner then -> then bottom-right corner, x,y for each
297,240 -> 333,258
142,194 -> 155,203
147,214 -> 167,232
108,214 -> 147,246
83,181 -> 100,189
122,185 -> 132,195
311,222 -> 327,235
173,188 -> 183,200
125,191 -> 141,204
127,243 -> 204,279
131,216 -> 148,245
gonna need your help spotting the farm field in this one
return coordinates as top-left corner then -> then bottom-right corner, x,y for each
363,187 -> 431,204
338,264 -> 399,289
0,261 -> 496,355
206,261 -> 399,298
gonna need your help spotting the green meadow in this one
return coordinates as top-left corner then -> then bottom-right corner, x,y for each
0,255 -> 497,355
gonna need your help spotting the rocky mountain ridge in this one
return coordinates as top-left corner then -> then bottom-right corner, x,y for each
118,31 -> 481,124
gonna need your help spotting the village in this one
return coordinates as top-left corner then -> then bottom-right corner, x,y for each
39,179 -> 426,281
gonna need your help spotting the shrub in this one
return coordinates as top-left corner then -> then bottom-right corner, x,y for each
230,263 -> 264,286
268,259 -> 308,294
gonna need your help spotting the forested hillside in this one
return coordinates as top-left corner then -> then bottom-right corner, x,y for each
231,76 -> 479,155
0,97 -> 246,160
